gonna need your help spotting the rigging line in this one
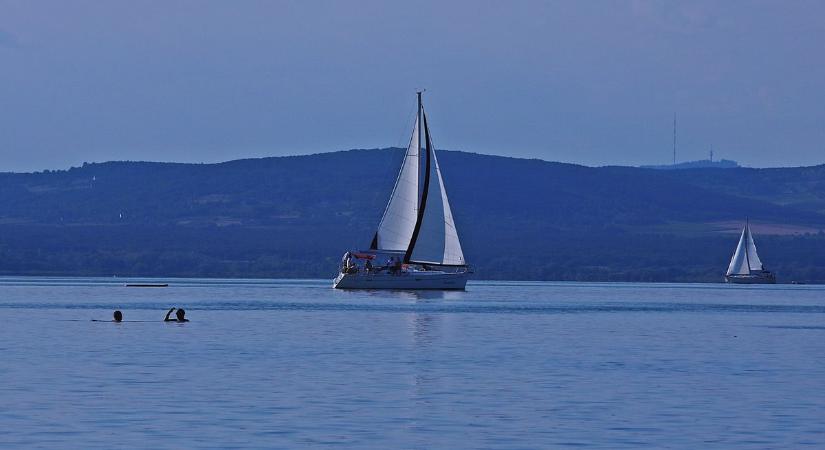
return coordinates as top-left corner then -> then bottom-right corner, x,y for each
367,99 -> 419,249
394,100 -> 419,152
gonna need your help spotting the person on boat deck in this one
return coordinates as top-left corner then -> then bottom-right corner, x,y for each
113,310 -> 123,322
164,307 -> 189,322
365,259 -> 373,272
345,256 -> 358,274
342,252 -> 356,273
388,256 -> 402,274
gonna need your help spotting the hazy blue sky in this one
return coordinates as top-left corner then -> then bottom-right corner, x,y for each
2,0 -> 824,171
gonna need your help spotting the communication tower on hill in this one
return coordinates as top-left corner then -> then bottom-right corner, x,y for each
672,113 -> 676,165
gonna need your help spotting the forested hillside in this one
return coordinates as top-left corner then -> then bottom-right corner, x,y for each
1,149 -> 824,282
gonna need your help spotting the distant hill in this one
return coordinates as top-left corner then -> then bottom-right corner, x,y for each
1,149 -> 824,282
642,159 -> 740,170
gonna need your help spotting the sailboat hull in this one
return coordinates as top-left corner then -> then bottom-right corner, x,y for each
333,270 -> 469,290
725,273 -> 776,284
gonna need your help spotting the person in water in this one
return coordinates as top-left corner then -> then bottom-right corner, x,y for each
113,310 -> 123,322
164,307 -> 189,322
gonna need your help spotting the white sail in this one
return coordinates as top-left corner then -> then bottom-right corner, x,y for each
745,225 -> 764,271
374,116 -> 419,251
433,147 -> 465,265
409,117 -> 466,265
408,141 -> 445,263
726,227 -> 750,276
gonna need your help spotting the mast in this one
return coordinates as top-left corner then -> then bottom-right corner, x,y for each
743,220 -> 751,274
673,113 -> 676,165
417,91 -> 422,205
405,105 -> 432,263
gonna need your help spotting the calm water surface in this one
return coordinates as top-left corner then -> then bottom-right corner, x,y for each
1,278 -> 824,449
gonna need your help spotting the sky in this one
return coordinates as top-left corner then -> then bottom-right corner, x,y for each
1,0 -> 824,172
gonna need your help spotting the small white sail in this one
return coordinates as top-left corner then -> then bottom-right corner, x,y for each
374,116 -> 419,251
745,225 -> 764,271
726,227 -> 750,276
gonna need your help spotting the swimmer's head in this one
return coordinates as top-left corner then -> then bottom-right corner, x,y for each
176,309 -> 186,321
113,310 -> 123,322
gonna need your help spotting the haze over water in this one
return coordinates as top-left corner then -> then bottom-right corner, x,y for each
1,278 -> 823,448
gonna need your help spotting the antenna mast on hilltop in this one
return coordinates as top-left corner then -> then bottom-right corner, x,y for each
672,113 -> 677,165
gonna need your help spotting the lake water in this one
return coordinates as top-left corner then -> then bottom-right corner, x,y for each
1,278 -> 823,449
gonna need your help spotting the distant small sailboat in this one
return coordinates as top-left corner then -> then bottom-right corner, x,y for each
333,92 -> 470,290
725,222 -> 776,284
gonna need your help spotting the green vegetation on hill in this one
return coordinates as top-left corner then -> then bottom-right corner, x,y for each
1,149 -> 824,282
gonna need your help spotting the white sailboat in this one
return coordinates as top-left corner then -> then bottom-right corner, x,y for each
725,222 -> 776,284
333,92 -> 470,290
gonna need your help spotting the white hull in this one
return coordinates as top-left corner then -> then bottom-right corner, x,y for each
333,270 -> 469,290
725,273 -> 776,284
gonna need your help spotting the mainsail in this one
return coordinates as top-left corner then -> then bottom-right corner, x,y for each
371,93 -> 466,266
726,223 -> 764,276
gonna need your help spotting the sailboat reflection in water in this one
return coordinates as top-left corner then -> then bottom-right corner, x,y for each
334,93 -> 471,290
725,221 -> 776,284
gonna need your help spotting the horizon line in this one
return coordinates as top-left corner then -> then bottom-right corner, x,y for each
2,147 -> 822,175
